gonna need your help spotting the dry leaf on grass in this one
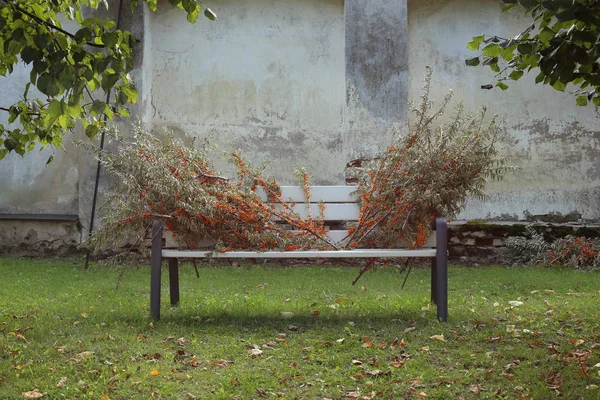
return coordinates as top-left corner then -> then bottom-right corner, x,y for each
22,390 -> 46,399
248,348 -> 263,357
209,359 -> 233,367
430,335 -> 445,342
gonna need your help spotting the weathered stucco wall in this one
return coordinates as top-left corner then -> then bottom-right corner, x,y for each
408,0 -> 600,222
149,0 -> 347,183
3,0 -> 600,255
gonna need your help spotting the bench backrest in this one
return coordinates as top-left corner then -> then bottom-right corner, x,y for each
257,186 -> 436,248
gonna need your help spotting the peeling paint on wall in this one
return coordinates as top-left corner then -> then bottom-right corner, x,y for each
409,0 -> 600,221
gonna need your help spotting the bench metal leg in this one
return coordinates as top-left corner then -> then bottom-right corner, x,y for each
169,258 -> 180,306
430,257 -> 437,305
435,217 -> 448,322
150,218 -> 164,321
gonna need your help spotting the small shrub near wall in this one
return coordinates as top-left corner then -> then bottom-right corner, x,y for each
506,226 -> 600,270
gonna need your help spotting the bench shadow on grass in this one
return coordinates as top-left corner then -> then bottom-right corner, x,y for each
150,308 -> 436,332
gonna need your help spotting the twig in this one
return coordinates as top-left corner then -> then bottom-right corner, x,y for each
401,262 -> 413,289
351,207 -> 395,247
0,106 -> 40,116
5,0 -> 104,48
192,258 -> 200,278
194,172 -> 229,182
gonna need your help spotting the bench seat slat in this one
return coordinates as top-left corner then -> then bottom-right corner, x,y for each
289,230 -> 437,247
257,186 -> 359,203
162,249 -> 437,258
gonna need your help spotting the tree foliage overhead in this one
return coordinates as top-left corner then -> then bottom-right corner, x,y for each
0,0 -> 216,160
466,0 -> 600,106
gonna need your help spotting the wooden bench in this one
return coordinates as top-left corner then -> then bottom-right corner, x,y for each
150,186 -> 448,321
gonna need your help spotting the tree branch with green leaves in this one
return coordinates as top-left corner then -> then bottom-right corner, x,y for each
0,0 -> 216,161
466,0 -> 600,106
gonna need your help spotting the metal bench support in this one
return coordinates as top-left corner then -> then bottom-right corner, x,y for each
169,258 -> 180,307
434,217 -> 448,322
150,219 -> 164,321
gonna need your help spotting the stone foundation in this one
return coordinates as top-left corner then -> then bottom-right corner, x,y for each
0,220 -> 82,257
448,221 -> 600,265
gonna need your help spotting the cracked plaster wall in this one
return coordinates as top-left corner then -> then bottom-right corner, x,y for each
409,0 -> 600,221
150,0 -> 349,184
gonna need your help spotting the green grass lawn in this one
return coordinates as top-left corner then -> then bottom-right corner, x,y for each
0,258 -> 599,399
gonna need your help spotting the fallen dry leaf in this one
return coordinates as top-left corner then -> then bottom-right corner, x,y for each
389,361 -> 405,368
365,369 -> 391,376
362,341 -> 375,348
430,335 -> 445,342
248,348 -> 263,357
149,369 -> 160,376
77,351 -> 95,359
570,339 -> 585,347
21,390 -> 46,399
352,359 -> 363,366
209,359 -> 233,367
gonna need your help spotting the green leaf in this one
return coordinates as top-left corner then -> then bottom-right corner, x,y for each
496,81 -> 509,90
518,0 -> 538,8
85,124 -> 99,139
467,35 -> 485,51
499,45 -> 516,62
46,154 -> 54,165
101,32 -> 119,48
552,80 -> 566,91
120,84 -> 138,103
44,100 -> 64,129
187,8 -> 199,23
465,57 -> 480,66
539,27 -> 555,43
517,43 -> 533,54
0,149 -> 8,160
101,72 -> 120,93
501,3 -> 519,12
92,100 -> 106,115
576,96 -> 588,106
535,72 -> 545,84
555,9 -> 575,22
508,70 -> 524,80
204,8 -> 217,21
593,96 -> 600,106
4,138 -> 17,151
21,46 -> 41,64
75,27 -> 93,43
36,74 -> 51,94
482,44 -> 500,57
